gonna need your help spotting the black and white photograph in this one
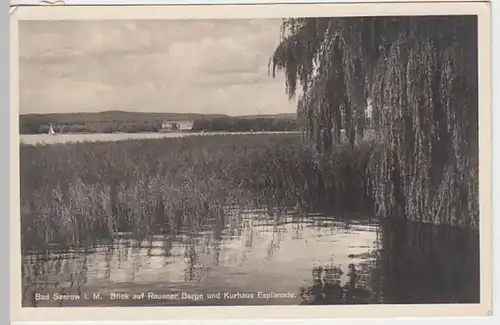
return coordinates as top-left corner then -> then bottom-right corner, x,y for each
12,3 -> 491,316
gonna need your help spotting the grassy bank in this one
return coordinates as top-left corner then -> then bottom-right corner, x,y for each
20,134 -> 376,252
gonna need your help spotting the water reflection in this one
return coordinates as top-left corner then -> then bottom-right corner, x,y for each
380,218 -> 480,304
22,210 -> 479,307
300,263 -> 376,305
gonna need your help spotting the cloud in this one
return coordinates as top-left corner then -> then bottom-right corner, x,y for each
19,19 -> 297,116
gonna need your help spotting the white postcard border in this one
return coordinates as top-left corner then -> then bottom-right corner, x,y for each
8,0 -> 491,6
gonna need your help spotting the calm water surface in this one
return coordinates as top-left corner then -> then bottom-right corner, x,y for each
22,209 -> 479,307
20,131 -> 299,145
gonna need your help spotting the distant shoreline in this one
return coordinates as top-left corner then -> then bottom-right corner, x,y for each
19,111 -> 299,135
19,110 -> 298,120
20,130 -> 302,136
19,130 -> 303,146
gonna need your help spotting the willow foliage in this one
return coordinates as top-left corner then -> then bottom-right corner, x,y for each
270,16 -> 478,227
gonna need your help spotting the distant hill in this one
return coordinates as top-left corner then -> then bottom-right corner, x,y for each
19,111 -> 227,124
19,111 -> 296,123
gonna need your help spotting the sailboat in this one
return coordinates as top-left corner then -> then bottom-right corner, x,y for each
48,123 -> 56,136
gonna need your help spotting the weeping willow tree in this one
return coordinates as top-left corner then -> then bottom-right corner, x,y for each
270,16 -> 478,227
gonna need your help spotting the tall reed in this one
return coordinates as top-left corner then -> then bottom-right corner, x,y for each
20,134 -> 377,252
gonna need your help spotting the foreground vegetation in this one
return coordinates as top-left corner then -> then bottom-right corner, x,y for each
20,134 -> 376,252
20,16 -> 481,254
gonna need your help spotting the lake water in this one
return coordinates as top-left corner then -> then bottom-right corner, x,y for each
22,209 -> 479,307
20,131 -> 300,145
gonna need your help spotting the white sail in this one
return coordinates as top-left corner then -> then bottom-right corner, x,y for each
48,124 -> 56,136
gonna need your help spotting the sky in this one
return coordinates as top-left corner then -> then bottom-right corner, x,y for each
18,19 -> 298,116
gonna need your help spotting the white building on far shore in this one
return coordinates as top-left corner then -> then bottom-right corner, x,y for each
159,120 -> 194,132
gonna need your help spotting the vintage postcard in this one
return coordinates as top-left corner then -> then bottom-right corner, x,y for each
9,1 -> 492,322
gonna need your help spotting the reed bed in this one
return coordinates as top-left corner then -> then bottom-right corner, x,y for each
20,134 -> 377,252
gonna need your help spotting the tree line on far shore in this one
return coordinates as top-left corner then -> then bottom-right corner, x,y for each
191,117 -> 298,132
19,116 -> 299,135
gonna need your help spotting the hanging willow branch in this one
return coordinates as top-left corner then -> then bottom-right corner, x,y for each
270,16 -> 479,227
